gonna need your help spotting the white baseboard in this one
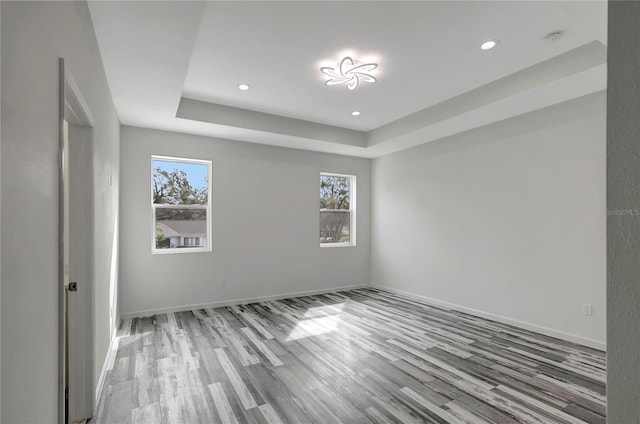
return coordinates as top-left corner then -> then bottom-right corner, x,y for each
119,282 -> 605,351
95,333 -> 120,408
120,283 -> 369,320
372,285 -> 606,351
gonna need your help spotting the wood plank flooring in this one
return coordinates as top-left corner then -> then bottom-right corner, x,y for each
92,288 -> 606,424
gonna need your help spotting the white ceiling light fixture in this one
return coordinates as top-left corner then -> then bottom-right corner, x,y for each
238,83 -> 251,91
480,39 -> 499,51
351,111 -> 361,116
320,56 -> 378,91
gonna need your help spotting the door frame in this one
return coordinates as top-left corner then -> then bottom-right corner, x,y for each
58,58 -> 95,424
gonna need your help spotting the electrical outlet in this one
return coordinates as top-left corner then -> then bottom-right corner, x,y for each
582,304 -> 593,316
219,278 -> 226,288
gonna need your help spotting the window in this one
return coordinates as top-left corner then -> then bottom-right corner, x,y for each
183,237 -> 200,246
320,173 -> 356,246
152,156 -> 212,254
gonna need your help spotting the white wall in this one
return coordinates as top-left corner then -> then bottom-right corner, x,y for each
371,92 -> 606,349
606,1 -> 640,420
119,126 -> 370,317
1,2 -> 120,422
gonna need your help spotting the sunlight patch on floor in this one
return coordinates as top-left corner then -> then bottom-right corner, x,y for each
287,303 -> 344,341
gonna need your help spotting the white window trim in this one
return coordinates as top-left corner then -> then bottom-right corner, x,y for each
320,172 -> 356,247
151,155 -> 212,255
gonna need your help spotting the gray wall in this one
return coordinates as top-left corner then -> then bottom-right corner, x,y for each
371,92 -> 606,349
606,1 -> 640,421
0,2 -> 120,422
0,1 -> 3,418
119,126 -> 370,317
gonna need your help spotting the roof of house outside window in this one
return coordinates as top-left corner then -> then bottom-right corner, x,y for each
156,220 -> 206,238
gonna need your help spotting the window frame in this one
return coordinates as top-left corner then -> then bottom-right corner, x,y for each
151,155 -> 212,255
319,172 -> 357,248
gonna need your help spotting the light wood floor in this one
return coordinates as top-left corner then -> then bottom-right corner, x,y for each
92,288 -> 606,424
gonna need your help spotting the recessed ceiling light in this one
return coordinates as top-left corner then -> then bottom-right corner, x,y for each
480,40 -> 499,51
238,83 -> 251,91
320,56 -> 378,91
351,111 -> 361,116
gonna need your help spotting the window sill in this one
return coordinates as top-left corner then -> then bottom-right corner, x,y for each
320,243 -> 356,248
152,247 -> 211,255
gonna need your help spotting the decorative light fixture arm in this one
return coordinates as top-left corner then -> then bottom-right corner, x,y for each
320,56 -> 378,91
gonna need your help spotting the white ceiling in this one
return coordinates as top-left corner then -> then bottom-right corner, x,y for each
87,1 -> 607,158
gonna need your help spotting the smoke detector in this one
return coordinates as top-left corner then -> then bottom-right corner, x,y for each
543,31 -> 563,42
